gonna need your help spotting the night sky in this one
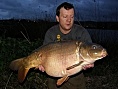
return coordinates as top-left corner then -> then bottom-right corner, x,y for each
0,0 -> 118,21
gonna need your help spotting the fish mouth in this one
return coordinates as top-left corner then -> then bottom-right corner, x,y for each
101,49 -> 108,57
97,49 -> 107,60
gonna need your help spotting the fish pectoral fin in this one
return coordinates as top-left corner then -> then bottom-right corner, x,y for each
66,61 -> 84,70
57,75 -> 69,86
18,67 -> 29,83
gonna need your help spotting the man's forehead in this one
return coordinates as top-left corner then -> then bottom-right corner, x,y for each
60,7 -> 74,14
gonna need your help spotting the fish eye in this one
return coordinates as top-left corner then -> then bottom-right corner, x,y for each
92,45 -> 97,49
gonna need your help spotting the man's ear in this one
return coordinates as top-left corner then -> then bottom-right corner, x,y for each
56,15 -> 59,22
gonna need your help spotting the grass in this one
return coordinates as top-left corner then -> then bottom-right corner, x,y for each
0,37 -> 46,89
0,21 -> 118,88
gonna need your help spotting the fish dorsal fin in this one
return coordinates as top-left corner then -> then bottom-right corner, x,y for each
57,75 -> 69,86
18,66 -> 29,83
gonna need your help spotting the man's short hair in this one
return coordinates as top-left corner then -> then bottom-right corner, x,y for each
56,2 -> 74,16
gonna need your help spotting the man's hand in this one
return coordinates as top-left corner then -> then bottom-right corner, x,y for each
39,65 -> 45,72
82,63 -> 94,70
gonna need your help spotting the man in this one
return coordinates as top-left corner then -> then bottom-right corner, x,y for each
42,2 -> 94,89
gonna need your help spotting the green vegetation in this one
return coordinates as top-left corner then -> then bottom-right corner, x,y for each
0,37 -> 47,89
0,20 -> 118,89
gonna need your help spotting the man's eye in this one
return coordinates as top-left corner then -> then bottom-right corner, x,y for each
63,16 -> 67,18
71,16 -> 74,18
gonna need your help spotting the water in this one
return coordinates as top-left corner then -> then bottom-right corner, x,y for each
87,29 -> 118,43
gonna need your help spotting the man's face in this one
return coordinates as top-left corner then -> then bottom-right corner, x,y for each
56,7 -> 74,31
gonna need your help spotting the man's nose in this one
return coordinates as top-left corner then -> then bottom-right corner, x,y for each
67,17 -> 71,22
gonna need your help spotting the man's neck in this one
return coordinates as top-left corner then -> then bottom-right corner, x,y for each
60,27 -> 71,34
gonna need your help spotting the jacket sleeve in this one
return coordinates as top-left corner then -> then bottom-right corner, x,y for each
81,28 -> 92,43
43,29 -> 54,45
75,25 -> 92,43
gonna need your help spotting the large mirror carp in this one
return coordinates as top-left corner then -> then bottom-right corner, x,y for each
9,40 -> 107,85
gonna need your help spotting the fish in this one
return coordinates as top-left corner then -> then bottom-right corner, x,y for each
9,40 -> 107,86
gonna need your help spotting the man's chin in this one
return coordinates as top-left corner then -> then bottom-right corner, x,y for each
64,26 -> 72,30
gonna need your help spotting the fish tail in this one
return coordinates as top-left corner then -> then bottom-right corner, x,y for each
9,57 -> 24,71
9,57 -> 29,83
18,66 -> 29,83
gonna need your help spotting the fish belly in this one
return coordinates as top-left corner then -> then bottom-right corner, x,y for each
44,53 -> 82,77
